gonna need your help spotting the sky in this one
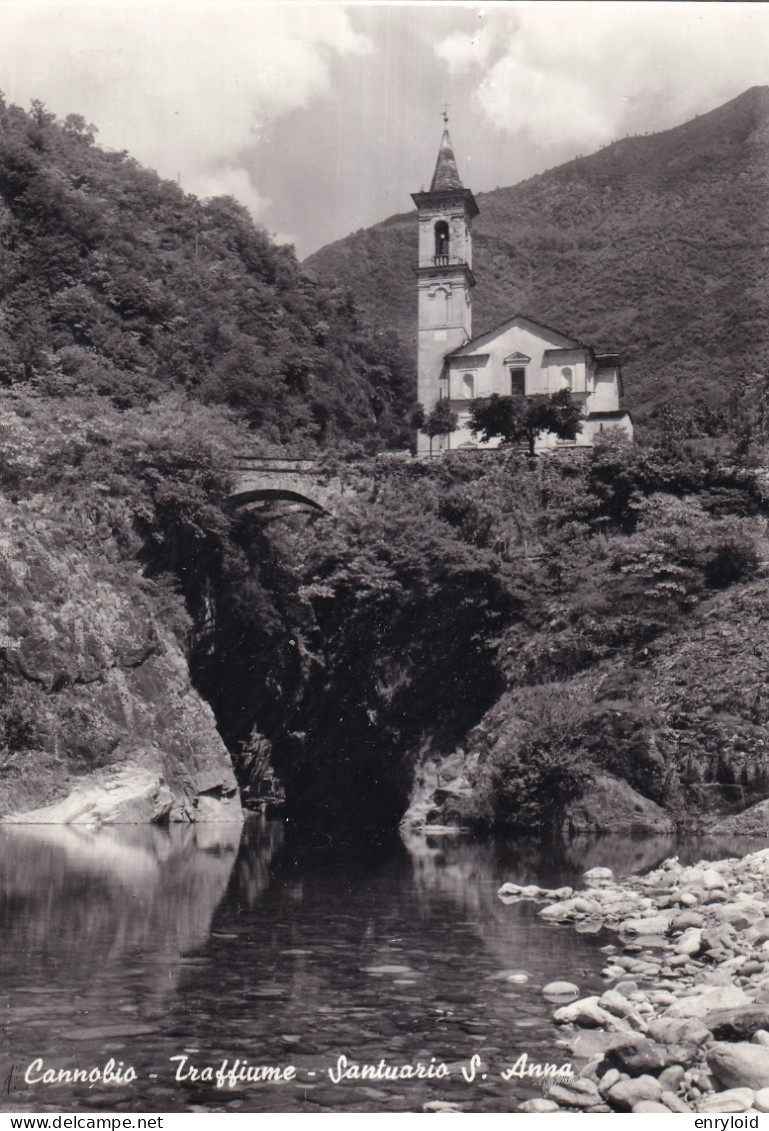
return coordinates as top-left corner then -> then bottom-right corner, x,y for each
1,1 -> 769,258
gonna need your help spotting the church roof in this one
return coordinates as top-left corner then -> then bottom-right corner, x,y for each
447,314 -> 587,357
430,128 -> 463,191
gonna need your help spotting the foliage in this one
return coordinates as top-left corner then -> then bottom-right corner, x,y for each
469,389 -> 583,454
3,92 -> 769,833
468,686 -> 594,832
0,98 -> 413,449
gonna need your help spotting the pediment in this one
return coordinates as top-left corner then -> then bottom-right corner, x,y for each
454,313 -> 583,354
503,351 -> 532,365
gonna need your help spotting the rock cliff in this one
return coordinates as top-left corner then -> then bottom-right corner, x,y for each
0,492 -> 241,824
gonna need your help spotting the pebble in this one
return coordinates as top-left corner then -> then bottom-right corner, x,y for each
661,1089 -> 692,1112
658,1064 -> 686,1090
515,846 -> 769,1114
517,1098 -> 559,1113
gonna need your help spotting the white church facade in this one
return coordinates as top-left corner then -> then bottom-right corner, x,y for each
412,126 -> 633,456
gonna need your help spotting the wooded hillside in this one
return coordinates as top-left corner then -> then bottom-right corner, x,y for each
307,86 -> 769,430
0,97 -> 412,449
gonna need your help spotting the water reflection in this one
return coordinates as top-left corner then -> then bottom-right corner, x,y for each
1,818 -> 766,1114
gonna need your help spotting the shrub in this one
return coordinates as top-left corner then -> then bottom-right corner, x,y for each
468,686 -> 593,832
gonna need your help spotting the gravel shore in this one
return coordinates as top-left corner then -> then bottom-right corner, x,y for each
498,848 -> 769,1114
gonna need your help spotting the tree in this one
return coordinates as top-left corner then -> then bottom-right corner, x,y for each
421,399 -> 459,457
469,389 -> 583,456
63,113 -> 97,145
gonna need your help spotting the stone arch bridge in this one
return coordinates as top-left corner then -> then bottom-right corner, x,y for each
230,456 -> 346,514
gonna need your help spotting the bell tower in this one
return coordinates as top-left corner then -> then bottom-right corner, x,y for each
412,119 -> 478,454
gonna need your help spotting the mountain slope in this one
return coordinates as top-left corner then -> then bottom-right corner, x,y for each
0,99 -> 412,448
306,86 -> 769,425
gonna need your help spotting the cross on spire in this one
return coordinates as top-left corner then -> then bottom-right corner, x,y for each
442,102 -> 449,124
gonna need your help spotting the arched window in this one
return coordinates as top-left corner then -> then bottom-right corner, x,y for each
434,221 -> 450,260
561,366 -> 573,388
462,373 -> 475,399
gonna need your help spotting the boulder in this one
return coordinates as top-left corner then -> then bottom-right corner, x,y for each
539,899 -> 582,921
543,981 -> 580,998
658,1065 -> 686,1090
497,882 -> 521,896
753,1087 -> 769,1113
665,986 -> 751,1019
670,909 -> 705,931
598,1067 -> 622,1095
618,915 -> 671,936
745,919 -> 769,944
553,996 -> 627,1030
584,866 -> 614,886
632,1101 -> 671,1112
697,1088 -> 756,1114
713,901 -> 766,927
708,1042 -> 769,1090
675,928 -> 703,956
565,773 -> 674,834
546,1084 -> 596,1109
701,868 -> 729,890
706,1007 -> 769,1042
607,1074 -> 662,1111
606,1040 -> 696,1076
647,1017 -> 712,1047
3,765 -> 174,825
599,990 -> 647,1030
572,896 -> 601,915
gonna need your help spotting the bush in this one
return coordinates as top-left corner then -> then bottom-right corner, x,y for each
468,686 -> 593,832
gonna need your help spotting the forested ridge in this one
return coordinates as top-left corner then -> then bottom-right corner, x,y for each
0,96 -> 413,448
307,86 -> 769,433
2,94 -> 769,834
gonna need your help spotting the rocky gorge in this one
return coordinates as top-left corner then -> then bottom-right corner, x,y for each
504,848 -> 769,1114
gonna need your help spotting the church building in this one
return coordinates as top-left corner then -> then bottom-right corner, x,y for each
412,124 -> 633,456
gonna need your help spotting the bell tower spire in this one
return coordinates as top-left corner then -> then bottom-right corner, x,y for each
412,120 -> 478,455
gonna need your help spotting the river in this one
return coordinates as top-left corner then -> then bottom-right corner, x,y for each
1,817 -> 765,1114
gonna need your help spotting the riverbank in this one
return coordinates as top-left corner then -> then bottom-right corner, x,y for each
505,847 -> 769,1113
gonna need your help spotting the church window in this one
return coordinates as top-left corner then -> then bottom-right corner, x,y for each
510,367 -> 526,396
462,373 -> 475,399
561,367 -> 573,387
434,221 -> 450,261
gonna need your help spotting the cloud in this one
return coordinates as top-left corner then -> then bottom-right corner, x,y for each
435,2 -> 769,150
435,28 -> 494,76
0,1 -> 371,217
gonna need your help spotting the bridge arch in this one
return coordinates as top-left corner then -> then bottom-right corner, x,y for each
229,457 -> 343,515
228,486 -> 327,512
